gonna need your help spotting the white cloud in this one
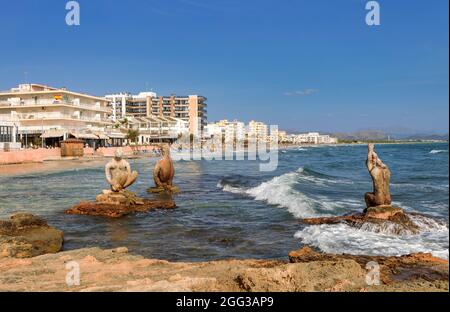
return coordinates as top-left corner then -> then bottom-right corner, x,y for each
283,89 -> 318,96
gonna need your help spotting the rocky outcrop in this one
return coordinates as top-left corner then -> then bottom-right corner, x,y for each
301,206 -> 421,235
0,213 -> 63,258
289,246 -> 449,285
65,189 -> 176,218
0,246 -> 447,292
147,186 -> 180,194
66,199 -> 176,218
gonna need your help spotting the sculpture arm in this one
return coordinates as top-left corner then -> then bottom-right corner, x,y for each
367,151 -> 376,172
105,163 -> 114,186
153,163 -> 163,187
375,157 -> 386,168
125,161 -> 132,175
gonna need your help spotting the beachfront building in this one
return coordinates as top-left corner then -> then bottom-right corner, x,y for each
293,132 -> 338,144
0,120 -> 20,151
123,115 -> 189,144
105,92 -> 157,121
204,119 -> 246,143
0,84 -> 112,148
106,91 -> 207,137
278,130 -> 288,143
247,120 -> 268,142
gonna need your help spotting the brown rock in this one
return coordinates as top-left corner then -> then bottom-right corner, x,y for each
66,189 -> 176,218
365,205 -> 403,220
0,246 -> 446,292
0,213 -> 63,258
65,199 -> 176,218
236,260 -> 365,292
301,207 -> 420,235
289,246 -> 449,285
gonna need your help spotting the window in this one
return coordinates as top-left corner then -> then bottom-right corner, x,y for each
0,126 -> 12,142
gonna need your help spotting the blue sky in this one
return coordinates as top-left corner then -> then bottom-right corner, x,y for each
0,0 -> 448,133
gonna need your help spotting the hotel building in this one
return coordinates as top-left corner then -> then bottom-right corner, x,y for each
125,115 -> 189,144
205,119 -> 246,143
0,84 -> 112,147
293,132 -> 338,144
105,92 -> 207,136
248,120 -> 268,141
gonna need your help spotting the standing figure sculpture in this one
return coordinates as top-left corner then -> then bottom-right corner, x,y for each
150,144 -> 178,193
105,148 -> 138,192
364,143 -> 391,209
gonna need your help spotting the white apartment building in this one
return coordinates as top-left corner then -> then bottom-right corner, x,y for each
105,91 -> 158,121
248,120 -> 268,141
125,115 -> 189,144
0,84 -> 112,148
294,132 -> 338,144
205,119 -> 246,143
278,130 -> 288,142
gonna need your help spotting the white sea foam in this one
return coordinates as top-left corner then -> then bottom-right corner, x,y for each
295,220 -> 449,260
429,149 -> 448,154
218,168 -> 358,218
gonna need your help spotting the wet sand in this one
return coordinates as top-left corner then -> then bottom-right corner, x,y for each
0,159 -> 107,177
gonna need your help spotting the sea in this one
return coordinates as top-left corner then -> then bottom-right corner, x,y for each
0,143 -> 448,261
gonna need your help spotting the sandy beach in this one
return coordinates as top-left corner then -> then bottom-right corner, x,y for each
0,154 -> 157,177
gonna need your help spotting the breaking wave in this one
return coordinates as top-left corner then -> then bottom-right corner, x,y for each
429,149 -> 448,154
217,167 -> 359,218
294,216 -> 449,259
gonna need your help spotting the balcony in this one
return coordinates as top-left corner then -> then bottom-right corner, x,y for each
0,99 -> 111,113
15,113 -> 112,124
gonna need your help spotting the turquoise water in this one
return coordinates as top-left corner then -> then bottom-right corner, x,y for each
0,143 -> 448,260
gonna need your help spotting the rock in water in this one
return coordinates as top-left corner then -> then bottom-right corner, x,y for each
365,205 -> 404,220
0,213 -> 64,258
66,190 -> 176,218
300,144 -> 425,235
301,206 -> 421,235
147,186 -> 180,194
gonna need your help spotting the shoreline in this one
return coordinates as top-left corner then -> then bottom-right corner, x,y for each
0,245 -> 447,292
1,141 -> 447,177
0,155 -> 155,177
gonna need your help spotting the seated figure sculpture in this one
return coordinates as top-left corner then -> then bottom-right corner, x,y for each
105,148 -> 138,192
96,148 -> 142,205
364,143 -> 392,209
65,147 -> 177,217
148,144 -> 179,194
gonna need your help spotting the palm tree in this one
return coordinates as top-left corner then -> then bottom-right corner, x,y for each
126,129 -> 139,144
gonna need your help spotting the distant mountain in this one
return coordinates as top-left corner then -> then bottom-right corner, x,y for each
403,133 -> 449,141
331,129 -> 448,142
331,130 -> 388,141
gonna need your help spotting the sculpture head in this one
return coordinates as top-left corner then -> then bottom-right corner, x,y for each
368,143 -> 375,152
114,148 -> 124,160
161,144 -> 170,156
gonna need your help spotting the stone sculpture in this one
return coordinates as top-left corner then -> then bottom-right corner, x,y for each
66,148 -> 176,217
364,143 -> 392,209
105,148 -> 138,192
148,144 -> 179,194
